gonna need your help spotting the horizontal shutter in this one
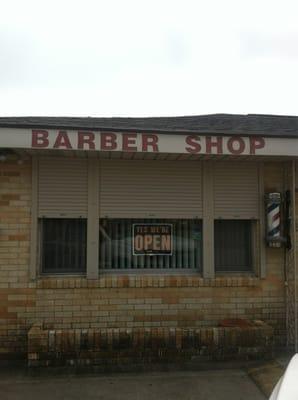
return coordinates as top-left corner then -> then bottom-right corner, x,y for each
213,162 -> 259,219
38,158 -> 88,217
100,160 -> 202,218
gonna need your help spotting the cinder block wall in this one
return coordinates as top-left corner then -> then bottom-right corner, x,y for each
0,158 -> 286,359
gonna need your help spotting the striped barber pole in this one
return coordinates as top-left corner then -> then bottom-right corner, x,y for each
266,193 -> 282,247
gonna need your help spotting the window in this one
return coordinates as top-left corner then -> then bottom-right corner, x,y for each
214,220 -> 252,273
35,158 -> 261,277
99,219 -> 202,270
41,218 -> 87,274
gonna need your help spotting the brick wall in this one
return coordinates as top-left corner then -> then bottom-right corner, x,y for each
0,158 -> 34,358
0,158 -> 287,359
28,322 -> 274,366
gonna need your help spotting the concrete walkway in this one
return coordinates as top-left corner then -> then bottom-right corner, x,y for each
0,369 -> 265,400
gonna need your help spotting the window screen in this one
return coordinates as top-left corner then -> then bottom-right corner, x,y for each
214,220 -> 252,272
99,219 -> 202,270
41,218 -> 87,274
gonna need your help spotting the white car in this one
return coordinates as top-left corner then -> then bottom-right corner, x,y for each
270,354 -> 298,399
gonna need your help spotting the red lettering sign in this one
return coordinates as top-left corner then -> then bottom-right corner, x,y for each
53,131 -> 72,149
227,137 -> 245,155
30,130 -> 267,156
78,131 -> 95,149
101,133 -> 117,150
185,135 -> 201,153
249,137 -> 265,154
142,134 -> 159,152
206,136 -> 223,154
32,130 -> 49,148
122,133 -> 137,151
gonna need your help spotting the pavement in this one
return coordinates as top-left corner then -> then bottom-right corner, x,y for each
247,362 -> 284,398
247,354 -> 292,398
0,368 -> 266,400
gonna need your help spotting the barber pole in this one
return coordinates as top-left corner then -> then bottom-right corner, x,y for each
266,193 -> 282,248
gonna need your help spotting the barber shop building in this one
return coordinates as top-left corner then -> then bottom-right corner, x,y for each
0,114 -> 297,366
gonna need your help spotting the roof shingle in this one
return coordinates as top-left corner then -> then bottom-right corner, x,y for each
1,114 -> 298,137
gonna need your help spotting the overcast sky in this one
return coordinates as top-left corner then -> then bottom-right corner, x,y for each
0,0 -> 297,117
